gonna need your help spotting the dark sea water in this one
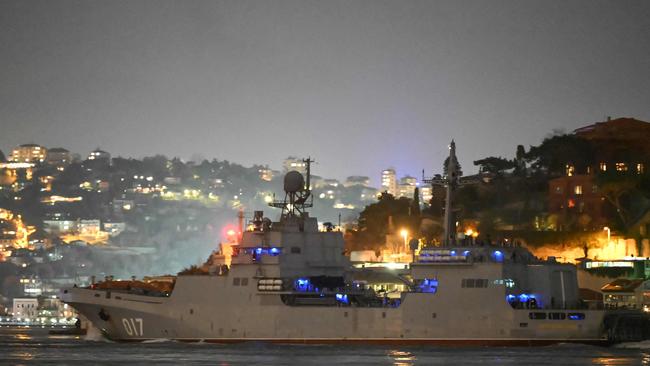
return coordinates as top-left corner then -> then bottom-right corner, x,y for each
2,327 -> 650,365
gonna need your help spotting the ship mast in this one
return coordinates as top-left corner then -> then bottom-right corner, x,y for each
443,140 -> 460,246
269,157 -> 314,219
423,140 -> 462,247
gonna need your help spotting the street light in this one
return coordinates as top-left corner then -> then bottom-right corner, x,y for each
603,227 -> 611,242
400,229 -> 408,252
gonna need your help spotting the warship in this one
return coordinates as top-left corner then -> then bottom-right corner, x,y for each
62,144 -> 638,345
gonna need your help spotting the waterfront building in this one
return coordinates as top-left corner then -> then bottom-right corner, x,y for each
103,221 -> 126,236
12,298 -> 38,319
548,174 -> 604,231
258,167 -> 275,181
20,277 -> 43,296
344,176 -> 370,187
420,185 -> 433,204
381,168 -> 398,196
45,147 -> 71,168
548,117 -> 650,231
283,156 -> 308,175
87,149 -> 110,161
601,278 -> 650,310
10,144 -> 46,163
398,176 -> 417,198
79,220 -> 101,236
43,219 -> 78,235
360,186 -> 379,201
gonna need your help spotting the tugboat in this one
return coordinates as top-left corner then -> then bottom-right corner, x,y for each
61,147 -> 632,345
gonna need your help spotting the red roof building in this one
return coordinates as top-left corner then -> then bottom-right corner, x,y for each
548,117 -> 650,231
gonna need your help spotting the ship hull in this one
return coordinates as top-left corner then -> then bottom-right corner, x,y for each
61,276 -> 608,346
118,337 -> 610,347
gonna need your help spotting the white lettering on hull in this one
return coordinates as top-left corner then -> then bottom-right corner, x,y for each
122,318 -> 143,336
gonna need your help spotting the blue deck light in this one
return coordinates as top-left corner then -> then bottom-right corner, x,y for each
269,247 -> 280,256
295,278 -> 310,292
418,278 -> 438,293
462,250 -> 470,257
335,293 -> 349,304
568,313 -> 585,320
492,250 -> 504,263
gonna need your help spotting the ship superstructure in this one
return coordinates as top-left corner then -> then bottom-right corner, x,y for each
61,153 -> 619,345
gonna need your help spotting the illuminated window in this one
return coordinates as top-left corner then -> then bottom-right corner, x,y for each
592,185 -> 598,193
574,185 -> 583,195
616,163 -> 628,172
638,163 -> 645,174
566,164 -> 575,176
599,162 -> 607,172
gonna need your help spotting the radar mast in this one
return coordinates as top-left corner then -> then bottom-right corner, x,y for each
270,157 -> 314,219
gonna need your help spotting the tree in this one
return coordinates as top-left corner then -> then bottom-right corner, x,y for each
169,157 -> 192,182
349,193 -> 420,250
597,170 -> 650,234
52,162 -> 87,192
411,187 -> 421,216
473,156 -> 515,175
514,145 -> 527,176
0,149 -> 5,162
443,157 -> 462,177
526,134 -> 594,176
141,155 -> 169,180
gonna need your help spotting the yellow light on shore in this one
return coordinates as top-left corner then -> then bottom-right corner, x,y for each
400,229 -> 408,251
464,228 -> 479,238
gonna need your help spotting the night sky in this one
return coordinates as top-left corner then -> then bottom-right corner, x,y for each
1,0 -> 649,184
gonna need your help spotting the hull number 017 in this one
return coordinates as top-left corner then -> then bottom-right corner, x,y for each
122,318 -> 143,336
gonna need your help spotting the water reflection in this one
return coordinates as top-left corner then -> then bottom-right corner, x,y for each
642,353 -> 650,365
14,333 -> 31,341
2,327 -> 650,365
387,350 -> 416,365
593,356 -> 639,365
10,351 -> 35,361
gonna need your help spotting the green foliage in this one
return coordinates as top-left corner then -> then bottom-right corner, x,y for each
526,134 -> 594,176
596,170 -> 650,233
52,162 -> 87,188
178,265 -> 208,275
350,193 -> 420,250
473,156 -> 515,175
443,157 -> 462,177
141,155 -> 170,180
411,187 -> 421,216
